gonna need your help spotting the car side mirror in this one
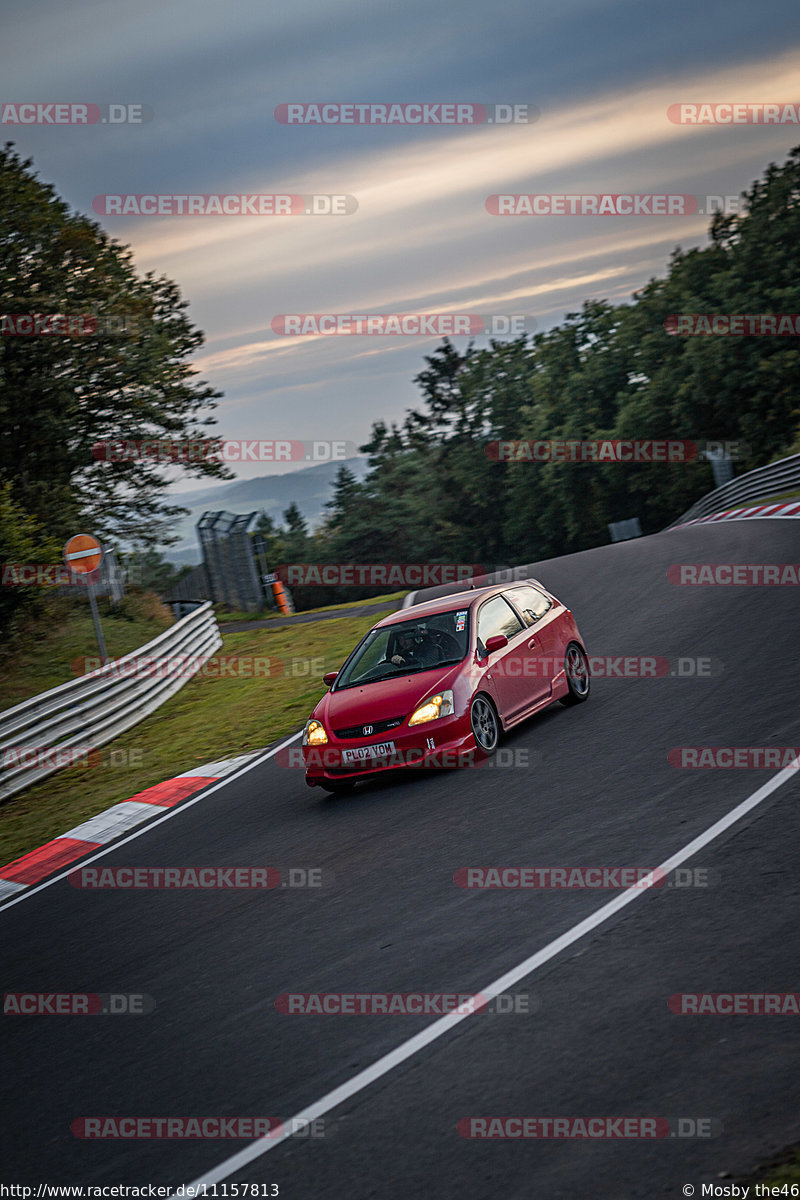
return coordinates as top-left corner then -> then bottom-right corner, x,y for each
322,671 -> 338,686
484,634 -> 508,655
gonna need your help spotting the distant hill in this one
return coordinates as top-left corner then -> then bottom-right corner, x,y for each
163,456 -> 370,565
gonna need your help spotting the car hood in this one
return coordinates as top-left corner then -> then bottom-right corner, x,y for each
316,662 -> 464,729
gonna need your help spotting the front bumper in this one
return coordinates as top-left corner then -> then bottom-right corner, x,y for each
302,712 -> 478,786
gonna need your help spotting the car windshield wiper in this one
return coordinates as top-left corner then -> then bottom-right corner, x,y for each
392,663 -> 445,674
337,668 -> 395,688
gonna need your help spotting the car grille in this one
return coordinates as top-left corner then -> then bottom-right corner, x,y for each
334,716 -> 405,739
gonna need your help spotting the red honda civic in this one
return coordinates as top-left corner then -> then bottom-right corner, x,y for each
301,579 -> 590,792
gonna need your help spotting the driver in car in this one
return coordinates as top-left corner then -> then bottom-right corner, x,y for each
390,627 -> 440,668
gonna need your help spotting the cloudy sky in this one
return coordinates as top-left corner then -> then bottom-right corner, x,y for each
4,0 -> 800,491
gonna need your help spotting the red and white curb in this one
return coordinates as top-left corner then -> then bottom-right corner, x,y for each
0,751 -> 264,901
673,499 -> 800,528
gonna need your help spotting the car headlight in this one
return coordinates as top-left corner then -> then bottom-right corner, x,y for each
408,690 -> 454,726
303,719 -> 328,746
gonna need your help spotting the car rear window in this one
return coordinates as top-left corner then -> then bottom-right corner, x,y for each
505,584 -> 553,626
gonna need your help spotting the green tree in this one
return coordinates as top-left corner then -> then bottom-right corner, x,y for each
0,481 -> 65,648
0,144 -> 233,546
123,547 -> 181,595
281,502 -> 310,561
253,509 -> 287,566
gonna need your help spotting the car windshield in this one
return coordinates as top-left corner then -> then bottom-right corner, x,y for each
334,609 -> 471,689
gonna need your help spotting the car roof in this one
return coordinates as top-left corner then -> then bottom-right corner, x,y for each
374,580 -> 543,628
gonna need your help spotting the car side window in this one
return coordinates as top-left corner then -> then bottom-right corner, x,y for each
476,595 -> 524,655
505,585 -> 552,627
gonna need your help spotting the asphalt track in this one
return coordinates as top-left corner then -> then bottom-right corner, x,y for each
2,519 -> 799,1199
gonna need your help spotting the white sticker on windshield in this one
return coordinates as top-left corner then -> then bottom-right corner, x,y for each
455,609 -> 467,632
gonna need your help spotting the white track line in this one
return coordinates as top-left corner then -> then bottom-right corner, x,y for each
0,732 -> 303,915
174,753 -> 800,1191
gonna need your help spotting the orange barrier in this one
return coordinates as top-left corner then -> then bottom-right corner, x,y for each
271,580 -> 293,614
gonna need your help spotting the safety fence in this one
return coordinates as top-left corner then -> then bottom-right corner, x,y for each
0,602 -> 221,803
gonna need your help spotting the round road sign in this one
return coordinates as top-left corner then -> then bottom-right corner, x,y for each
63,534 -> 103,574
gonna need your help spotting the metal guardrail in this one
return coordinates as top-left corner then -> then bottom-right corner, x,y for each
0,602 -> 222,804
667,452 -> 800,527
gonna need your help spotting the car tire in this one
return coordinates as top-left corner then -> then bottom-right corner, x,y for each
560,642 -> 590,705
470,694 -> 500,755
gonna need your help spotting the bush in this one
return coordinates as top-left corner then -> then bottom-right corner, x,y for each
101,591 -> 174,625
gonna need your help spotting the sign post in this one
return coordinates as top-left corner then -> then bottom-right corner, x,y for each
63,534 -> 108,662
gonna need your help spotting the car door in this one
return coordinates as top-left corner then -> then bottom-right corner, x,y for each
475,593 -> 536,722
503,584 -> 561,702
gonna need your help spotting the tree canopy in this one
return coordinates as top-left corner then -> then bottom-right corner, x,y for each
0,143 -> 231,548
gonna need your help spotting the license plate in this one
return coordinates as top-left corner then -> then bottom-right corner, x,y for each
342,741 -> 396,764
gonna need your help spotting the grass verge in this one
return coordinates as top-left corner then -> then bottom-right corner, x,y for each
0,597 -> 174,709
737,1143 -> 800,1189
0,594 -> 402,865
